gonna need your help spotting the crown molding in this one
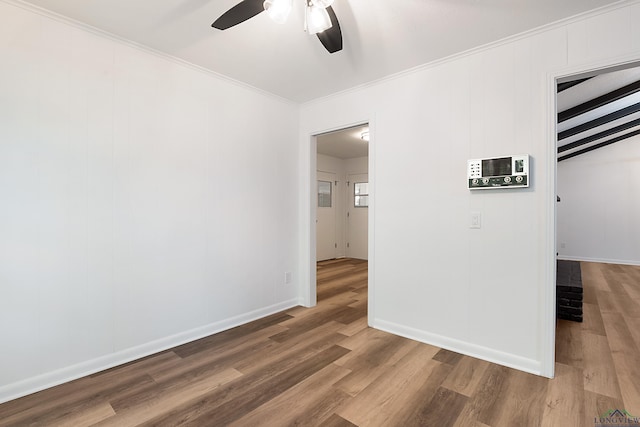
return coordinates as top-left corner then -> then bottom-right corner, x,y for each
303,0 -> 640,107
1,0 -> 297,106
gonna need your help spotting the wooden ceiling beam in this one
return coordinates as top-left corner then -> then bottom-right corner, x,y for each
558,102 -> 640,140
558,128 -> 640,161
558,79 -> 640,123
557,77 -> 591,93
558,117 -> 640,153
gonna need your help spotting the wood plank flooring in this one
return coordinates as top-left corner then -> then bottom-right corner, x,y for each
1,259 -> 639,426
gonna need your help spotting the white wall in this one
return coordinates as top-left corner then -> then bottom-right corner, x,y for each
558,136 -> 640,265
0,1 -> 299,403
317,153 -> 344,173
299,1 -> 640,376
345,156 -> 369,175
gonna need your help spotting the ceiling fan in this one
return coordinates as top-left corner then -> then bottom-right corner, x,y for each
211,0 -> 343,53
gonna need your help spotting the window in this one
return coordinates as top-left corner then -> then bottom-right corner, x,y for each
354,182 -> 369,207
318,180 -> 332,207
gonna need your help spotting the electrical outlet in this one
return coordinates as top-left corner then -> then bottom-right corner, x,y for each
284,272 -> 292,285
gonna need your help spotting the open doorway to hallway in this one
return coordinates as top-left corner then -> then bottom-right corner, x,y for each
315,123 -> 369,304
316,124 -> 369,262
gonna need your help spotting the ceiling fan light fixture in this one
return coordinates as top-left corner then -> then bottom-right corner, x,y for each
263,0 -> 293,24
305,3 -> 332,34
313,0 -> 334,8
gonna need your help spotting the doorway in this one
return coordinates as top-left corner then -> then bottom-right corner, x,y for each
315,124 -> 369,262
556,62 -> 640,262
553,59 -> 640,375
314,123 -> 370,305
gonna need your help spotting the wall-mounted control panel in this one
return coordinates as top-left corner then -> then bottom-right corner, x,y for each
468,154 -> 530,190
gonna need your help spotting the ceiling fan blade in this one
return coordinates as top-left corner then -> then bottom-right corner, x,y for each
316,6 -> 342,53
212,0 -> 265,30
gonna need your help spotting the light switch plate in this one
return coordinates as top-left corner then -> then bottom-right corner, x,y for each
470,212 -> 481,229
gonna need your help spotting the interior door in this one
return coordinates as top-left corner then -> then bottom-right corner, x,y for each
347,173 -> 368,260
316,171 -> 337,261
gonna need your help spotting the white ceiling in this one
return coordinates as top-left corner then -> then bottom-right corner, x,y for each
317,124 -> 369,159
18,0 -> 622,102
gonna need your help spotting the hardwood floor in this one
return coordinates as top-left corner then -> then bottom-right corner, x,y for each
1,259 -> 639,426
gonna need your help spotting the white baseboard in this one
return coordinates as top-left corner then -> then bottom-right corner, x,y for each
372,319 -> 543,377
558,255 -> 640,266
0,299 -> 299,404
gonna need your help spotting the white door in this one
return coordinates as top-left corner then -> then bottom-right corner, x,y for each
347,173 -> 368,260
316,171 -> 337,261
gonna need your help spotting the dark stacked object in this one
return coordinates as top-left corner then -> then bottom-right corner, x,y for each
556,260 -> 583,322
